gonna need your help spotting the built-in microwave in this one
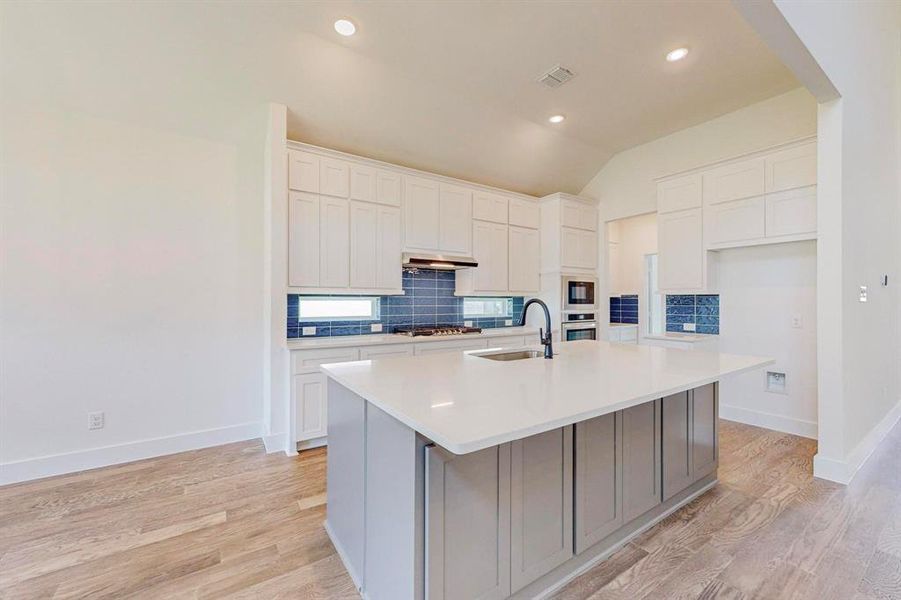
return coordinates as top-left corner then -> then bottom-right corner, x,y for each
562,312 -> 598,341
561,276 -> 598,311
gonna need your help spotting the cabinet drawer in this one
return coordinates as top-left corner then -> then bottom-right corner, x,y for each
703,158 -> 764,205
473,191 -> 508,224
706,196 -> 765,245
766,186 -> 816,237
485,335 -> 527,349
292,347 -> 360,374
657,174 -> 702,213
358,344 -> 414,360
509,198 -> 540,229
414,339 -> 488,355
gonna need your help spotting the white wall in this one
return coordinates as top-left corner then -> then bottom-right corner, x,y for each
607,213 -> 657,296
717,242 -> 817,438
583,88 -> 819,437
764,0 -> 901,483
0,105 -> 267,484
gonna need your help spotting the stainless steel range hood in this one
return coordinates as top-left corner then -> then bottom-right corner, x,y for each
402,252 -> 478,270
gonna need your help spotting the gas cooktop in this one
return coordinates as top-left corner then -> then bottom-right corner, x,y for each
393,325 -> 482,337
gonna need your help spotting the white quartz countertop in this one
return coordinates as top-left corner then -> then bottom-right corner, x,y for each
320,340 -> 772,455
286,326 -> 539,350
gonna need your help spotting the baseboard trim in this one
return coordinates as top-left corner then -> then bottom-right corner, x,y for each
814,399 -> 901,484
262,432 -> 288,454
720,404 -> 817,439
0,421 -> 262,486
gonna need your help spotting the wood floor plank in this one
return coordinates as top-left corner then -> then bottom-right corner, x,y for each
549,543 -> 648,600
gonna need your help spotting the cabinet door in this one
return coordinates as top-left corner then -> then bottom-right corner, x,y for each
703,158 -> 765,205
579,229 -> 598,270
508,226 -> 540,292
574,413 -> 622,554
510,427 -> 573,592
560,226 -> 582,269
705,196 -> 765,246
692,384 -> 718,481
622,400 -> 661,522
320,197 -> 350,287
662,392 -> 692,501
473,191 -> 508,223
657,174 -> 702,214
509,198 -> 540,228
320,157 -> 350,198
349,164 -> 376,203
350,201 -> 378,288
288,191 -> 320,287
472,221 -> 508,291
766,141 -> 817,193
425,444 -> 511,600
765,186 -> 816,237
657,208 -> 704,292
439,183 -> 473,254
293,372 -> 327,441
288,150 -> 319,193
376,169 -> 402,207
404,176 -> 440,250
561,199 -> 597,231
376,205 -> 402,289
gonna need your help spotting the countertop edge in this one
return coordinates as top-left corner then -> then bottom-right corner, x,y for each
286,326 -> 540,350
321,356 -> 774,455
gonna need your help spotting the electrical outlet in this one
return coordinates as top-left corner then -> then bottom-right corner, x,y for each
464,320 -> 473,327
302,326 -> 316,336
370,323 -> 383,333
682,322 -> 696,332
791,315 -> 803,328
88,411 -> 104,430
504,319 -> 513,326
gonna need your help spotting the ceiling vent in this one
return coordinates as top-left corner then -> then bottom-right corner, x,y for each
537,65 -> 575,89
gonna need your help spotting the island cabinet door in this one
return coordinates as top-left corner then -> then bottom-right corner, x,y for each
510,426 -> 574,592
692,384 -> 718,481
662,391 -> 692,501
574,413 -> 623,554
622,401 -> 662,522
425,444 -> 511,600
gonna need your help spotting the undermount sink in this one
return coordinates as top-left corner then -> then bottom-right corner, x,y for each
472,349 -> 544,361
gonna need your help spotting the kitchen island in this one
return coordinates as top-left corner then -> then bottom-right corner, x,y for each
320,340 -> 771,600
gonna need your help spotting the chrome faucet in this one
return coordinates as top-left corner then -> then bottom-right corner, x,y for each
519,298 -> 554,359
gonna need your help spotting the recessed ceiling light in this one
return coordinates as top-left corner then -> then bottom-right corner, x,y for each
549,114 -> 565,124
666,47 -> 689,62
334,19 -> 356,36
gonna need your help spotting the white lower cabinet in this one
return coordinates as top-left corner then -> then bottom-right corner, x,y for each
607,325 -> 638,344
425,443 -> 512,600
291,347 -> 359,443
358,344 -> 414,360
510,427 -> 573,592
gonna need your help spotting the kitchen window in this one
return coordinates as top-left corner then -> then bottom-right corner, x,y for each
298,296 -> 380,321
463,297 -> 513,319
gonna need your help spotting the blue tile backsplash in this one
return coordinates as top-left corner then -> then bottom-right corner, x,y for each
609,295 -> 639,324
665,294 -> 720,335
287,268 -> 525,338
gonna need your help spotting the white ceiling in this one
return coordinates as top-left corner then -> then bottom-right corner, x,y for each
1,1 -> 798,196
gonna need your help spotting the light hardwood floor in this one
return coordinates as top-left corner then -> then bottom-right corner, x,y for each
1,420 -> 900,599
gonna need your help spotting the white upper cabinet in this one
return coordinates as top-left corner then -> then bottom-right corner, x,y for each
702,158 -> 765,205
376,170 -> 402,206
288,150 -> 320,193
350,201 -> 401,289
404,176 -> 441,250
766,141 -> 816,193
658,208 -> 705,292
349,164 -> 376,203
561,227 -> 597,270
320,158 -> 350,198
509,198 -> 540,229
561,199 -> 598,231
766,186 -> 817,237
473,191 -> 508,224
319,197 -> 350,287
705,196 -> 766,245
657,173 -> 702,214
288,191 -> 320,287
438,183 -> 473,255
508,225 -> 540,292
471,221 -> 508,292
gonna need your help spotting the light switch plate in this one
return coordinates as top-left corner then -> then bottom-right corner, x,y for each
683,323 -> 697,332
370,323 -> 383,333
302,326 -> 316,336
791,315 -> 803,328
859,286 -> 868,303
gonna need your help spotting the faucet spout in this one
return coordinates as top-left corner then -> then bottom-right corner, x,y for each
519,298 -> 554,359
